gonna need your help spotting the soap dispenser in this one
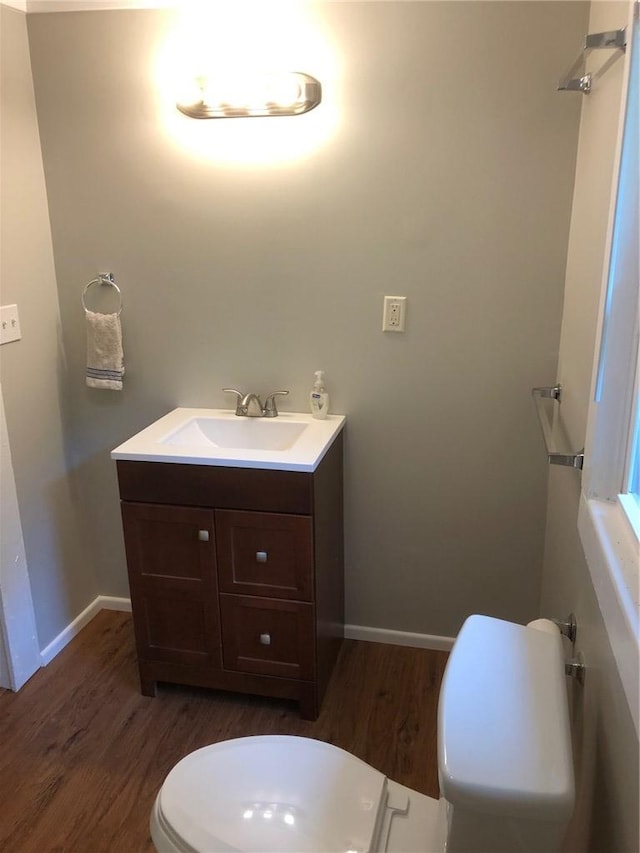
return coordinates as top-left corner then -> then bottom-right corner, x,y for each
310,370 -> 330,419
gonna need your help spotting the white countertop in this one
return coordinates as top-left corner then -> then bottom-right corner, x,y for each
111,408 -> 346,472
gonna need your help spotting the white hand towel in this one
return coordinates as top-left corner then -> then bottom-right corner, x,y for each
85,310 -> 125,390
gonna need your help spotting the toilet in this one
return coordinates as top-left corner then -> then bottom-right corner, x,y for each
150,615 -> 575,853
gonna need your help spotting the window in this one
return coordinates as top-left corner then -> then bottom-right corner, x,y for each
587,8 -> 639,521
629,403 -> 640,499
578,8 -> 639,735
603,5 -> 639,537
621,347 -> 640,535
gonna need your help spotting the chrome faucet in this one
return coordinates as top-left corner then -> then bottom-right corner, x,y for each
223,388 -> 289,418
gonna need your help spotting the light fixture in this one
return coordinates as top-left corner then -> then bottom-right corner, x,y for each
177,72 -> 321,119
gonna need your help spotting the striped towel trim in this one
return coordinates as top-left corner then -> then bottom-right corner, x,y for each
86,367 -> 124,380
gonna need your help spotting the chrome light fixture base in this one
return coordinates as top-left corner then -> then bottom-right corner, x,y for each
177,72 -> 322,119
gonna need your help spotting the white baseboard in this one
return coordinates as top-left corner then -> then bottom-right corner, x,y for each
345,623 -> 455,652
39,595 -> 131,666
39,598 -> 452,667
98,595 -> 132,613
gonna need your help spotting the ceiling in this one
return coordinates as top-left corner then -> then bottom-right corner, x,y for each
3,0 -> 178,12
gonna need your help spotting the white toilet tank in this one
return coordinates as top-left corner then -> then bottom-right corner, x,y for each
438,615 -> 574,853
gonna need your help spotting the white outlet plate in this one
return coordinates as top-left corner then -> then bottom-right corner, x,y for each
0,304 -> 22,345
382,295 -> 407,332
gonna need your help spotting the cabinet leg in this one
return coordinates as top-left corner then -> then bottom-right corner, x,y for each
140,676 -> 157,697
298,686 -> 318,721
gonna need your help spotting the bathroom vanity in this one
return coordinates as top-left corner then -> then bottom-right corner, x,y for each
112,409 -> 345,720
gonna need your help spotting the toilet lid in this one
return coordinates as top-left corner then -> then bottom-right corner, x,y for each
156,735 -> 388,853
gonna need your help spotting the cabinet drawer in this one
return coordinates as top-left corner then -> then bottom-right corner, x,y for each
220,594 -> 315,681
216,510 -> 313,601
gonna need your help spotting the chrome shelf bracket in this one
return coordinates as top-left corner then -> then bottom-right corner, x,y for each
558,28 -> 626,94
532,384 -> 585,470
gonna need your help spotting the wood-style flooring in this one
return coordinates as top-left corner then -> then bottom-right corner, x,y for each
0,610 -> 448,852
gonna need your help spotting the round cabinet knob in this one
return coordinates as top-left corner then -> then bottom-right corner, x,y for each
198,530 -> 210,542
259,633 -> 271,646
255,551 -> 268,563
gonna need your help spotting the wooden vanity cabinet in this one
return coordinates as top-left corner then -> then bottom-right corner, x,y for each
116,434 -> 343,720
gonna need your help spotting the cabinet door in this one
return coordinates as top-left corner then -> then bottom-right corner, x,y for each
215,510 -> 313,601
121,502 -> 221,668
220,594 -> 315,680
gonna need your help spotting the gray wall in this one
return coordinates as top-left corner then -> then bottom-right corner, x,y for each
27,1 -> 586,637
540,2 -> 639,850
0,4 -> 98,649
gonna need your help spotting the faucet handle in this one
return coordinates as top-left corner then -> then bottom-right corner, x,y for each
263,390 -> 289,418
222,388 -> 245,416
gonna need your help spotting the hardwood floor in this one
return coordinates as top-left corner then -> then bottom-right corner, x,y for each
0,610 -> 448,853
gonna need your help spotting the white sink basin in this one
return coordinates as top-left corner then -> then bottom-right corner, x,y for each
161,416 -> 308,452
111,408 -> 345,472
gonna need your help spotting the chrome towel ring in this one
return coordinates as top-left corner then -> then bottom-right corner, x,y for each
81,272 -> 122,316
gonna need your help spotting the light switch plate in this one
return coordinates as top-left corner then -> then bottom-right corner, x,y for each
0,304 -> 22,345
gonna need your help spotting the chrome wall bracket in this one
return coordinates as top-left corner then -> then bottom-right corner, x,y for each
533,384 -> 562,401
553,613 -> 577,644
565,652 -> 586,686
531,384 -> 585,470
558,28 -> 626,94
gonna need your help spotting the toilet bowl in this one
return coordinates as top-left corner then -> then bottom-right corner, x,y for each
150,615 -> 575,853
151,735 -> 447,853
